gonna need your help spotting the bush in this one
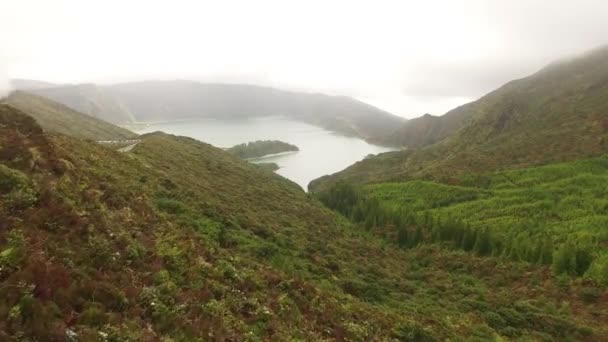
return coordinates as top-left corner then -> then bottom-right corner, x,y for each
156,197 -> 188,215
78,304 -> 108,326
0,165 -> 37,209
392,321 -> 437,341
0,229 -> 26,270
579,287 -> 602,303
483,311 -> 507,330
0,165 -> 31,193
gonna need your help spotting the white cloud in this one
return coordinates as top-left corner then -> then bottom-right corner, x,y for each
0,62 -> 12,99
0,0 -> 607,116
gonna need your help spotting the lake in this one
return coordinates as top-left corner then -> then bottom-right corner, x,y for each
131,117 -> 396,190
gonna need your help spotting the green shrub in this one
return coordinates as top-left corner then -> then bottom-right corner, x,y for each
0,229 -> 26,270
579,287 -> 602,303
392,321 -> 437,341
79,304 -> 108,326
483,311 -> 507,330
156,197 -> 188,215
0,165 -> 30,193
0,165 -> 37,208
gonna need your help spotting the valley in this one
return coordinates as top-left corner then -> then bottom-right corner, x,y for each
1,34 -> 608,341
131,118 -> 395,189
1,104 -> 606,340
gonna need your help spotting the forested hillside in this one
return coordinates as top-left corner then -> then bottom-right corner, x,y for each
317,156 -> 608,285
1,106 -> 605,340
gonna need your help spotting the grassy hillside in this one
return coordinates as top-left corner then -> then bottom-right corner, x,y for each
312,46 -> 608,191
1,107 -> 606,340
2,92 -> 137,141
29,84 -> 136,124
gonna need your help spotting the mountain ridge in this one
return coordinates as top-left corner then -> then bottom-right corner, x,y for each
15,80 -> 406,140
310,45 -> 608,191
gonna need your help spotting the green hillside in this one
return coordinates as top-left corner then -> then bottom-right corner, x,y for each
1,107 -> 605,340
317,156 -> 608,284
3,92 -> 137,141
312,46 -> 608,190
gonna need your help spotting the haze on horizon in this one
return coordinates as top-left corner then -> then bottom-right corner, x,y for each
1,0 -> 607,118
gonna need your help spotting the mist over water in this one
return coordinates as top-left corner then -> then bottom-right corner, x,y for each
132,117 -> 396,190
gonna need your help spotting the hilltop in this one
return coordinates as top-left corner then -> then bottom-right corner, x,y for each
311,45 -> 608,190
1,106 -> 604,340
379,107 -> 474,148
15,80 -> 405,140
26,84 -> 136,124
2,91 -> 137,141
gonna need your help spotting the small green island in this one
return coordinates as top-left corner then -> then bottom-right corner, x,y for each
255,162 -> 280,172
227,140 -> 299,159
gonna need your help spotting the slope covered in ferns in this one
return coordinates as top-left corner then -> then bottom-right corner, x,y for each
1,105 -> 605,340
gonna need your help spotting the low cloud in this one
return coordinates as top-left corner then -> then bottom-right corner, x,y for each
0,66 -> 11,99
400,57 -> 543,99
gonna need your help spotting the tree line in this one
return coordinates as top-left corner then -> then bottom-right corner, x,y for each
317,181 -> 597,278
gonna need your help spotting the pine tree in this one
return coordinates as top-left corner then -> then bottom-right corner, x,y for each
412,225 -> 424,246
473,229 -> 493,256
397,226 -> 409,248
461,228 -> 476,252
552,242 -> 576,275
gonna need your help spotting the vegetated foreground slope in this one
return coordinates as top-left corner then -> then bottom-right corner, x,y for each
21,80 -> 406,139
312,46 -> 608,190
227,140 -> 299,159
2,92 -> 138,141
1,106 -> 606,340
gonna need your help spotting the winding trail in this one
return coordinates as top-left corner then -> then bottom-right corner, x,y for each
97,139 -> 141,153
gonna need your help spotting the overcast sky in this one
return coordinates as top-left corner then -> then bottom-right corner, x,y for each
1,0 -> 607,117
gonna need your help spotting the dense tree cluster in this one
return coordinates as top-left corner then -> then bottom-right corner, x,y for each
318,181 -> 598,279
227,140 -> 299,159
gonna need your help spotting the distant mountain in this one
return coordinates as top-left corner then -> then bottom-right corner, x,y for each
379,106 -> 475,148
2,91 -> 137,141
311,45 -> 608,190
10,79 -> 59,90
16,79 -> 405,139
27,83 -> 136,124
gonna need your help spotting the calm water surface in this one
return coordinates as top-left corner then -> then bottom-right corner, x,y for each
132,117 -> 396,190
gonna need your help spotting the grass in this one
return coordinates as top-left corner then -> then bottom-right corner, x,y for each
2,92 -> 138,141
0,106 -> 606,340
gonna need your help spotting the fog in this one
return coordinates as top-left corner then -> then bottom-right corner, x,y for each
0,62 -> 11,99
1,0 -> 607,116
